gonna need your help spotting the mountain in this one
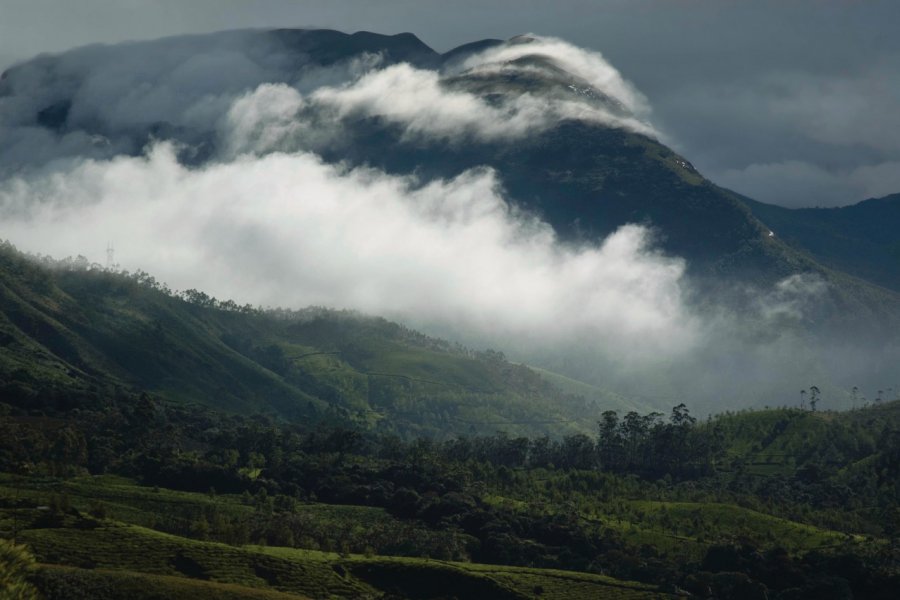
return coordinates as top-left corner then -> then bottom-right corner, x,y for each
0,29 -> 843,281
0,241 -> 639,436
746,193 -> 900,292
2,28 -> 900,411
2,30 -> 900,599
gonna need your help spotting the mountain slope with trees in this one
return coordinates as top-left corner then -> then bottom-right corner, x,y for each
2,390 -> 898,599
0,240 -> 633,437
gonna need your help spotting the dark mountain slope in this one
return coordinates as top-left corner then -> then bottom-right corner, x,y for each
269,28 -> 440,67
327,118 -> 797,281
0,29 -> 794,281
746,193 -> 900,292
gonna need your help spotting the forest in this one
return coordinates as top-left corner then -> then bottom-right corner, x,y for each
2,382 -> 898,599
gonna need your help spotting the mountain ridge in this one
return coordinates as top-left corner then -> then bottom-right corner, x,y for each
746,192 -> 900,292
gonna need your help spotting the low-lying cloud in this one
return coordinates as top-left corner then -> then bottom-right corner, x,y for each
0,141 -> 696,366
305,33 -> 660,143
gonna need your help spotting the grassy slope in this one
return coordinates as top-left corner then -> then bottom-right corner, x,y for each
0,243 -> 629,436
0,470 -> 862,598
530,367 -> 653,415
609,501 -> 855,559
2,497 -> 672,600
20,521 -> 671,600
701,402 -> 900,476
35,565 -> 313,600
0,474 -> 472,560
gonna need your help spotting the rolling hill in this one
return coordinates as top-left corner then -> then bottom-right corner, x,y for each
0,240 -> 635,436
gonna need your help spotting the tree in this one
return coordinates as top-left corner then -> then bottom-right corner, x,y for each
809,386 -> 820,412
670,403 -> 696,427
0,539 -> 41,600
597,411 -> 622,470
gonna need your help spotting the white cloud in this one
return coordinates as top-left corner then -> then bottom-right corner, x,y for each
2,30 -> 895,410
0,141 -> 697,365
308,43 -> 658,143
459,34 -> 651,120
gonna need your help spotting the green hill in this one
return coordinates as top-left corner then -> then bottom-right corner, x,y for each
0,481 -> 671,600
2,402 -> 897,599
702,402 -> 900,476
0,240 -> 634,437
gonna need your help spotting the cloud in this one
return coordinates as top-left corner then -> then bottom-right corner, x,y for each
655,55 -> 900,207
459,34 -> 651,120
715,159 -> 900,208
225,34 -> 660,147
3,126 -> 888,413
0,30 -> 658,181
0,31 -> 385,175
0,141 -> 697,366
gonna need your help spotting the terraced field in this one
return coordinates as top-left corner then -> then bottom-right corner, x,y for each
7,517 -> 677,599
622,501 -> 853,554
35,565 -> 313,600
1,474 -> 677,599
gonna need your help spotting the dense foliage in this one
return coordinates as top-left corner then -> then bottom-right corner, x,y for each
2,388 -> 898,598
0,239 -> 629,439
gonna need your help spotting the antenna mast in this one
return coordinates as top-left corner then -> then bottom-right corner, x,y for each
106,242 -> 115,270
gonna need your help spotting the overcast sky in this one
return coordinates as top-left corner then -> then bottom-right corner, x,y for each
1,0 -> 898,208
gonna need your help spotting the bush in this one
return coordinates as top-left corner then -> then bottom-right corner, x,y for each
0,538 -> 42,600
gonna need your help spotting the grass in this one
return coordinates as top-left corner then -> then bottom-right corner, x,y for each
257,547 -> 673,600
0,473 -> 472,560
9,518 -> 676,600
18,523 -> 371,598
617,501 -> 855,556
35,564 -> 313,600
0,473 -> 252,531
528,367 -> 650,414
0,471 -> 678,599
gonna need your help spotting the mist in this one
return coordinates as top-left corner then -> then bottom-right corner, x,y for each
1,29 -> 897,414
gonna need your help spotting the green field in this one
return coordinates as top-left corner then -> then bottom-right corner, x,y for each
0,472 -> 684,599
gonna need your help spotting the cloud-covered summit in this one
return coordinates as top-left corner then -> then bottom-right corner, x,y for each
0,29 -> 655,176
0,28 -> 692,370
1,27 -> 897,412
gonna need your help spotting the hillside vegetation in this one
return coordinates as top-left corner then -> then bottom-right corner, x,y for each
2,379 -> 898,599
0,240 -> 635,437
